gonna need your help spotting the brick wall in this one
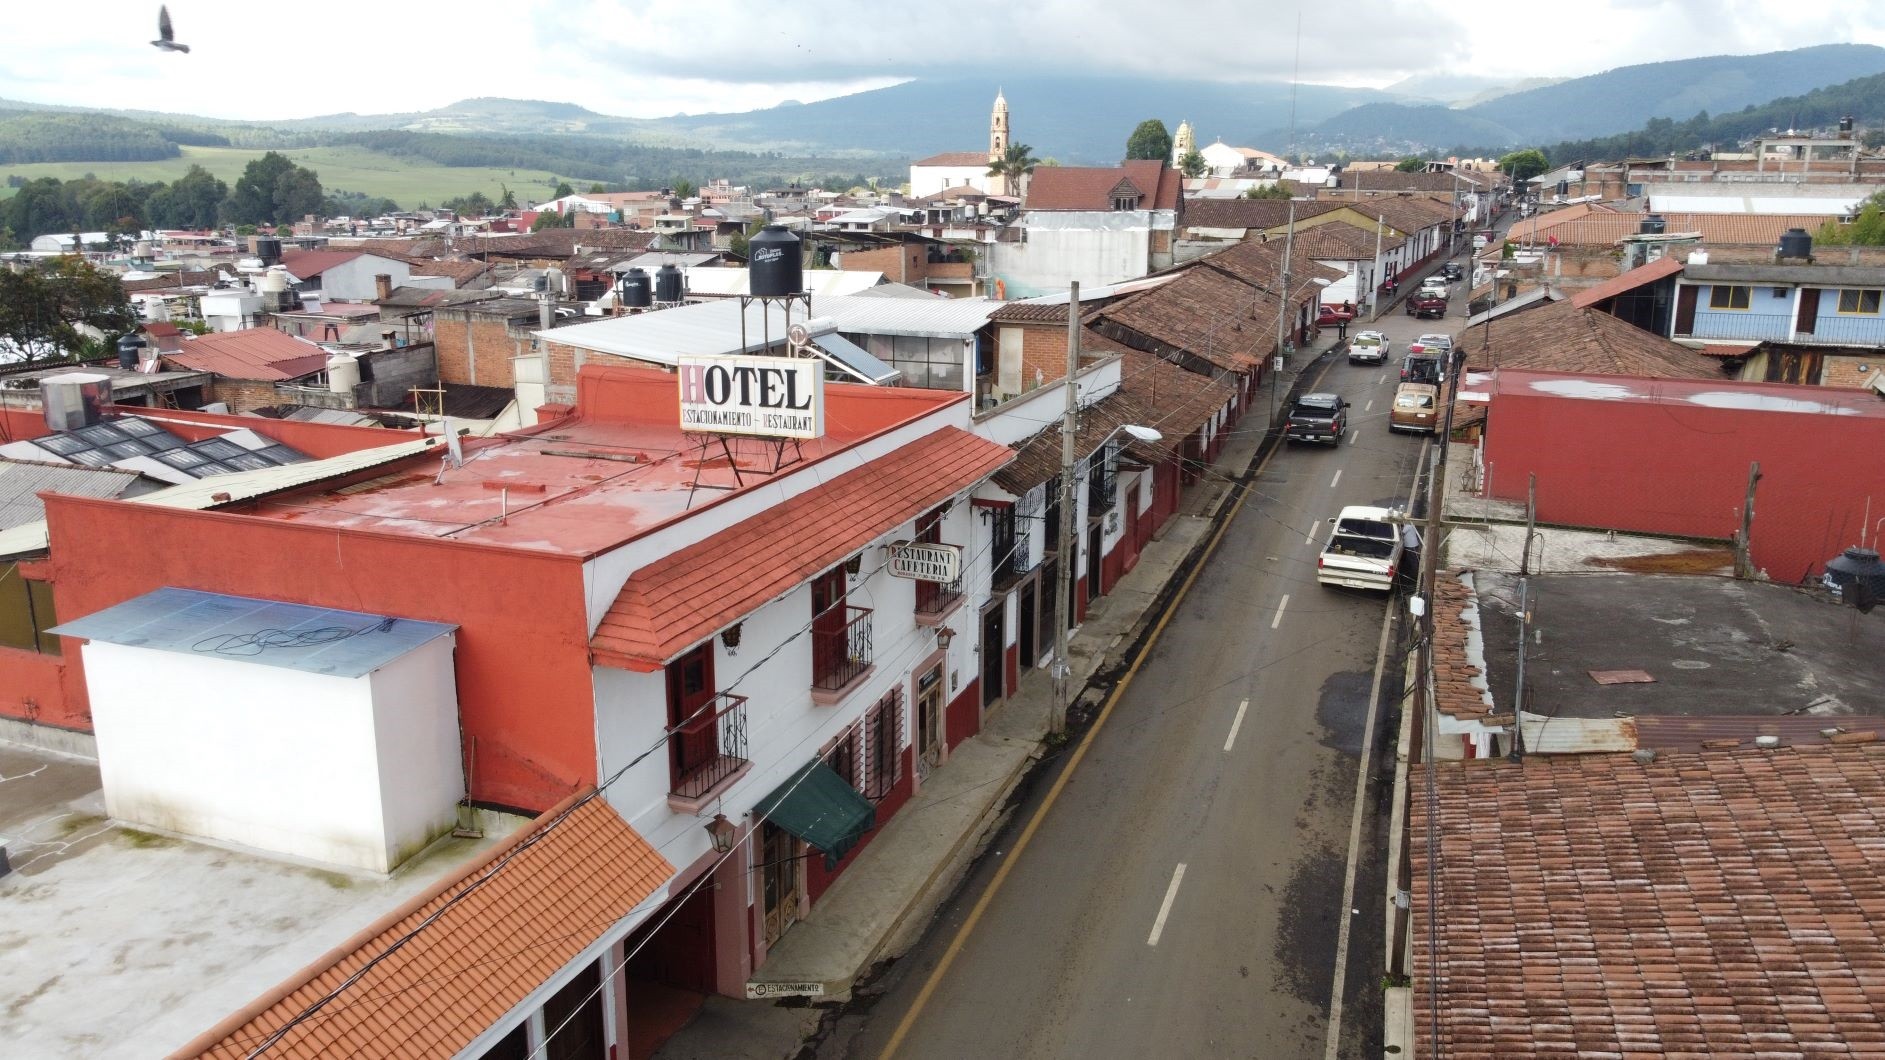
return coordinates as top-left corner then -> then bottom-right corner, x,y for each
1019,322 -> 1070,391
839,244 -> 924,282
211,379 -> 285,414
434,311 -> 538,389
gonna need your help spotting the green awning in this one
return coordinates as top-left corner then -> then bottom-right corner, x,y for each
754,759 -> 876,870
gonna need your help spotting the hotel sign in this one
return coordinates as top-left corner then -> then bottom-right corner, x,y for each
888,542 -> 962,583
677,355 -> 824,440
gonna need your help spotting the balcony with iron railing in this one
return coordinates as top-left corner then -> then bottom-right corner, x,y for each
666,692 -> 750,812
914,573 -> 965,625
1088,468 -> 1118,517
811,605 -> 875,704
991,527 -> 1031,590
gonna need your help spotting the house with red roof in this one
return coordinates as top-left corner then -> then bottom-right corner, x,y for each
279,248 -> 412,301
986,160 -> 1186,298
161,327 -> 333,412
5,357 -> 1019,1049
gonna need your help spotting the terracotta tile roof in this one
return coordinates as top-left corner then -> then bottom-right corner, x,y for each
1346,169 -> 1485,193
1509,212 -> 1835,247
410,260 -> 488,286
1189,238 -> 1349,304
163,328 -> 331,381
991,349 -> 1236,494
1461,300 -> 1723,379
987,302 -> 1074,324
1090,267 -> 1275,373
591,427 -> 1013,670
1569,254 -> 1685,308
1285,221 -> 1405,260
183,792 -> 672,1060
1178,197 -> 1347,231
1025,161 -> 1180,212
1413,743 -> 1885,1058
913,151 -> 990,167
1433,571 -> 1501,723
279,249 -> 368,279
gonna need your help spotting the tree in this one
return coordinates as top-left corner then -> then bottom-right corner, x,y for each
1177,150 -> 1207,179
0,257 -> 135,363
1394,156 -> 1426,172
153,165 -> 227,228
1243,183 -> 1292,200
986,141 -> 1041,196
552,181 -> 574,199
1848,202 -> 1885,246
588,183 -> 607,194
499,184 -> 518,210
671,179 -> 696,199
727,219 -> 765,258
1125,119 -> 1173,161
1497,148 -> 1549,183
226,151 -> 324,224
531,208 -> 567,232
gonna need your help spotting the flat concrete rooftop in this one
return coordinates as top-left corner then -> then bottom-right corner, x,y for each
1475,571 -> 1884,720
0,743 -> 524,1058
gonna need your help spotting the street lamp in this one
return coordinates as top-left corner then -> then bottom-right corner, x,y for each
704,813 -> 738,853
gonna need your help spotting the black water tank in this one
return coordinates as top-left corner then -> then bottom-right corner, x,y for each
654,263 -> 685,304
619,267 -> 652,309
1825,546 -> 1885,611
1640,214 -> 1666,235
1779,228 -> 1813,260
116,334 -> 144,370
748,224 -> 803,297
255,236 -> 281,266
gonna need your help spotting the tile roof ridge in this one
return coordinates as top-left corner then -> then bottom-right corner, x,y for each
171,788 -> 592,1056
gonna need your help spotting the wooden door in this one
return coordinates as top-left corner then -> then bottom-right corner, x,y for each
1674,285 -> 1699,335
980,603 -> 1004,709
1018,580 -> 1038,668
666,643 -> 717,788
1085,523 -> 1103,603
916,664 -> 944,773
811,567 -> 847,684
1796,287 -> 1820,335
761,822 -> 800,945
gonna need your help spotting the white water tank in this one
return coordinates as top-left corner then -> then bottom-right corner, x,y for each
325,352 -> 361,395
261,267 -> 288,294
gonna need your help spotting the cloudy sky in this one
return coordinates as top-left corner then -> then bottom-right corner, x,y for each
5,0 -> 1882,119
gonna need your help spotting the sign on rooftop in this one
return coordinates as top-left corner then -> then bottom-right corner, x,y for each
677,354 -> 824,440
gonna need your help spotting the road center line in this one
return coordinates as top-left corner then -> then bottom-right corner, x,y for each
1348,430 -> 1359,446
1375,373 -> 1385,385
1364,399 -> 1374,412
1305,529 -> 1317,546
1330,469 -> 1343,489
1270,594 -> 1290,629
1224,699 -> 1249,752
1147,863 -> 1188,946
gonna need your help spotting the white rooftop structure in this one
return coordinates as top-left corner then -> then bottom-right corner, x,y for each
1646,194 -> 1862,216
542,292 -> 1003,366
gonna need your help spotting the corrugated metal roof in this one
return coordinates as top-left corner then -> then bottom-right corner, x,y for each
50,587 -> 456,678
165,329 -> 331,381
0,436 -> 440,558
1648,194 -> 1860,215
0,460 -> 141,530
678,268 -> 884,297
543,292 -> 1000,364
1020,210 -> 1176,232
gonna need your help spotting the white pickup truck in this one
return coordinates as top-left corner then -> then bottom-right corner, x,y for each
1317,505 -> 1420,592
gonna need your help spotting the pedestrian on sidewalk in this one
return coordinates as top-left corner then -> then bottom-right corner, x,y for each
1335,318 -> 1348,343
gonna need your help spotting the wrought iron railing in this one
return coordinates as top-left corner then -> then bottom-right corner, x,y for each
812,606 -> 874,691
1088,468 -> 1118,515
915,575 -> 963,617
668,692 -> 749,800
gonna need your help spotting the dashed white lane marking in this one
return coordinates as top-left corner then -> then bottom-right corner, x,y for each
1348,430 -> 1359,446
1224,699 -> 1249,752
1375,373 -> 1385,385
1147,863 -> 1188,946
1271,594 -> 1290,630
1330,469 -> 1343,489
1364,399 -> 1374,412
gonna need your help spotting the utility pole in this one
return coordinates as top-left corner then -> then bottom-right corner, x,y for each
1052,281 -> 1081,734
1508,576 -> 1529,762
1521,473 -> 1537,576
1370,214 -> 1385,321
1734,461 -> 1762,580
1270,200 -> 1296,428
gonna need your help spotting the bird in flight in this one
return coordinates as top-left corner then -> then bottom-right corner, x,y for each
152,5 -> 190,53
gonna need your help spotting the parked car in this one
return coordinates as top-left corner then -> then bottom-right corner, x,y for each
1284,392 -> 1348,445
1419,276 -> 1449,293
1389,383 -> 1439,433
1440,262 -> 1464,281
1317,303 -> 1356,327
1415,333 -> 1454,352
1405,290 -> 1447,319
1348,330 -> 1390,364
1317,505 -> 1420,592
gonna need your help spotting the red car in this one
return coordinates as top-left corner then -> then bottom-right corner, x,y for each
1316,304 -> 1356,327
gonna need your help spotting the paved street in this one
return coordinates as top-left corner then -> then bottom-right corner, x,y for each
815,273 -> 1465,1060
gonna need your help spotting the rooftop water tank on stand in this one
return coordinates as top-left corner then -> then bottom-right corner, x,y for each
619,268 -> 652,309
747,224 -> 803,297
1639,214 -> 1665,235
654,263 -> 685,304
255,236 -> 282,267
1779,228 -> 1814,261
116,334 -> 146,371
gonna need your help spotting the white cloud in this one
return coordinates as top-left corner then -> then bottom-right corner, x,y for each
0,0 -> 1879,119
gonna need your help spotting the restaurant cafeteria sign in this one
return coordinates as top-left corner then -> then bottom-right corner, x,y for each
888,542 -> 962,583
677,354 -> 824,440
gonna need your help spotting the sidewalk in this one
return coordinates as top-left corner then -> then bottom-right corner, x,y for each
651,341 -> 1337,1060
